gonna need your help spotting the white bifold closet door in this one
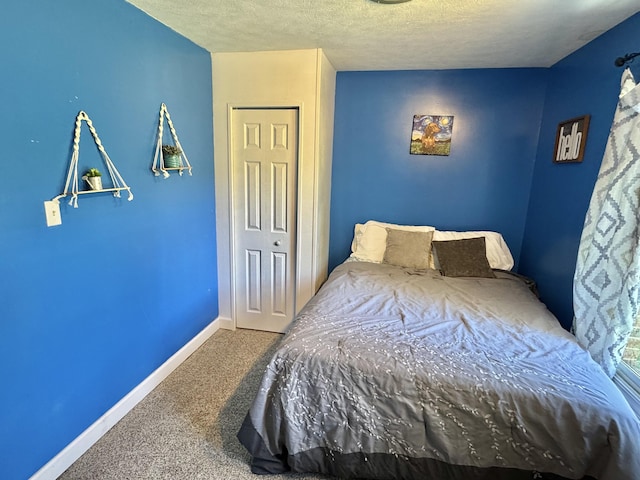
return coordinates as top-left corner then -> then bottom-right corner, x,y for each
231,108 -> 298,333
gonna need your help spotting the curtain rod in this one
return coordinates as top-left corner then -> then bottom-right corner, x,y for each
615,52 -> 640,67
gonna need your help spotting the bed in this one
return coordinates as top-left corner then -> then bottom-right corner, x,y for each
237,221 -> 640,480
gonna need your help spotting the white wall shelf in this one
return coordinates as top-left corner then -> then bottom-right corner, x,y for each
53,187 -> 131,200
152,103 -> 192,178
45,111 -> 133,226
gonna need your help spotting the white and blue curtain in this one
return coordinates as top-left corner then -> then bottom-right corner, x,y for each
573,68 -> 640,378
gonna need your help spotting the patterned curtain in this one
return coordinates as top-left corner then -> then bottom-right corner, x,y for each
573,68 -> 640,378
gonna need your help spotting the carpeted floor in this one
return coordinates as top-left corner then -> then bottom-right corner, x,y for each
59,328 -> 333,480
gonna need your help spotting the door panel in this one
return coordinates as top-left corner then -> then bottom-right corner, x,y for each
245,249 -> 262,312
232,108 -> 298,332
272,162 -> 288,232
244,161 -> 261,230
271,252 -> 287,315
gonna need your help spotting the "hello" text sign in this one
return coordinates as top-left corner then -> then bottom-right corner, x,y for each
553,115 -> 590,163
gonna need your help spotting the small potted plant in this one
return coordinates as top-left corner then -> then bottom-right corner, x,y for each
82,168 -> 103,191
162,144 -> 182,168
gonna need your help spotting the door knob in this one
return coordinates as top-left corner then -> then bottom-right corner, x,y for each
274,240 -> 281,246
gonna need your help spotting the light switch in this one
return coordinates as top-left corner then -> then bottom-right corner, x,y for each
44,200 -> 62,227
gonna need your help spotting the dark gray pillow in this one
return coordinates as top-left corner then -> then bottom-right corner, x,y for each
383,228 -> 433,270
432,237 -> 496,278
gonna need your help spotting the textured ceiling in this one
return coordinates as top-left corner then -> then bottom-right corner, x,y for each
126,0 -> 640,71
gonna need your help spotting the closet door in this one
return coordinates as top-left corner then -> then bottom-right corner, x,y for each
231,108 -> 298,333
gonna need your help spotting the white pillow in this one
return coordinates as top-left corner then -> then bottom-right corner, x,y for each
431,230 -> 514,270
350,220 -> 436,263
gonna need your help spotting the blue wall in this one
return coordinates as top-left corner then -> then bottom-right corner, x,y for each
329,69 -> 548,271
520,12 -> 640,329
329,14 -> 640,332
0,2 -> 216,478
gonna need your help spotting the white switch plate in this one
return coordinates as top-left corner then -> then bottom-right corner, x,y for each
44,200 -> 62,227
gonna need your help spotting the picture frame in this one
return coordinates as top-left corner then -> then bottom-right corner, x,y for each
553,115 -> 590,163
410,115 -> 454,156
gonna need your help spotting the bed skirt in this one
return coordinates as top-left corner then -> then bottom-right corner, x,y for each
238,413 -> 588,480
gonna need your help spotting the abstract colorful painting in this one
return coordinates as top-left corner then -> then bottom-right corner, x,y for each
410,115 -> 454,156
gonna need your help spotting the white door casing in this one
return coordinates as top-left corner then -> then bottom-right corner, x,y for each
231,108 -> 298,332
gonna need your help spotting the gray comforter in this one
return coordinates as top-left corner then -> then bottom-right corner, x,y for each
239,261 -> 640,479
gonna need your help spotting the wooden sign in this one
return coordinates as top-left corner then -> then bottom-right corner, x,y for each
553,115 -> 590,163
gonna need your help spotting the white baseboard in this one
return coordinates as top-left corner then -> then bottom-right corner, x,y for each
30,317 -> 222,480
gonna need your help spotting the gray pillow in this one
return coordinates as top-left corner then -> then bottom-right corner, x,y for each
383,228 -> 433,270
431,237 -> 496,278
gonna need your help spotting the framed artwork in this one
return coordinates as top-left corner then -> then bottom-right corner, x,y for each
553,115 -> 590,163
410,115 -> 454,156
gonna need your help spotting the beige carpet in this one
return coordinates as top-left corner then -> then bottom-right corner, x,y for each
59,328 -> 333,480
